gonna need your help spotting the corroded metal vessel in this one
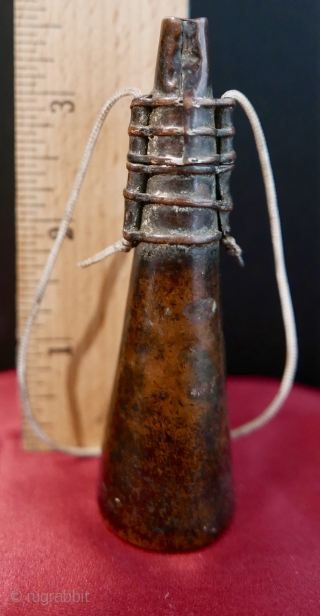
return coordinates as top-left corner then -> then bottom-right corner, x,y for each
99,16 -> 236,552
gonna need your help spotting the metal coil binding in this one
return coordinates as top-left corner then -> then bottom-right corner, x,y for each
123,95 -> 236,244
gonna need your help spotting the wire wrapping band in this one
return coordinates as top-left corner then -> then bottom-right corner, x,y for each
123,188 -> 233,211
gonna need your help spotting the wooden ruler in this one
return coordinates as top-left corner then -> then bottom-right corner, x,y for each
15,0 -> 188,450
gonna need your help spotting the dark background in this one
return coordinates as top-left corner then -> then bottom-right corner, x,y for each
1,0 -> 319,387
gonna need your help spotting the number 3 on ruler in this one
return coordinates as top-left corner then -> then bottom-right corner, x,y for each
50,100 -> 75,113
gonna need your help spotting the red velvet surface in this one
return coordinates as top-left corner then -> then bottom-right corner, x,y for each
0,370 -> 319,615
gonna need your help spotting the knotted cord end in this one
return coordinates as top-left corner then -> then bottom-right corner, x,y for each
77,237 -> 133,268
222,235 -> 244,267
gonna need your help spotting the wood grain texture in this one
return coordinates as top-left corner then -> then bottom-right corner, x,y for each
15,0 -> 188,450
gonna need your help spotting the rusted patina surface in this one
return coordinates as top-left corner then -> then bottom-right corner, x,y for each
99,242 -> 234,551
99,17 -> 236,552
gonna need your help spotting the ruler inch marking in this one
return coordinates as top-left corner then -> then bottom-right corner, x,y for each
16,0 -> 188,451
16,25 -> 62,30
18,91 -> 75,96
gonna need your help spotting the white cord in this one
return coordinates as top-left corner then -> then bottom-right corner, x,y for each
78,238 -> 132,268
222,90 -> 298,438
17,87 -> 298,454
17,87 -> 142,457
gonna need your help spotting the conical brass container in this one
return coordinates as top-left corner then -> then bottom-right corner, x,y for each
99,17 -> 236,552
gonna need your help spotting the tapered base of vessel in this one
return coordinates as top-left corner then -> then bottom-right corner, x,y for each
98,242 -> 234,552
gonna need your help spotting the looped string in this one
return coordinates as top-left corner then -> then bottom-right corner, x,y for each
17,88 -> 142,457
222,90 -> 298,438
17,87 -> 298,455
